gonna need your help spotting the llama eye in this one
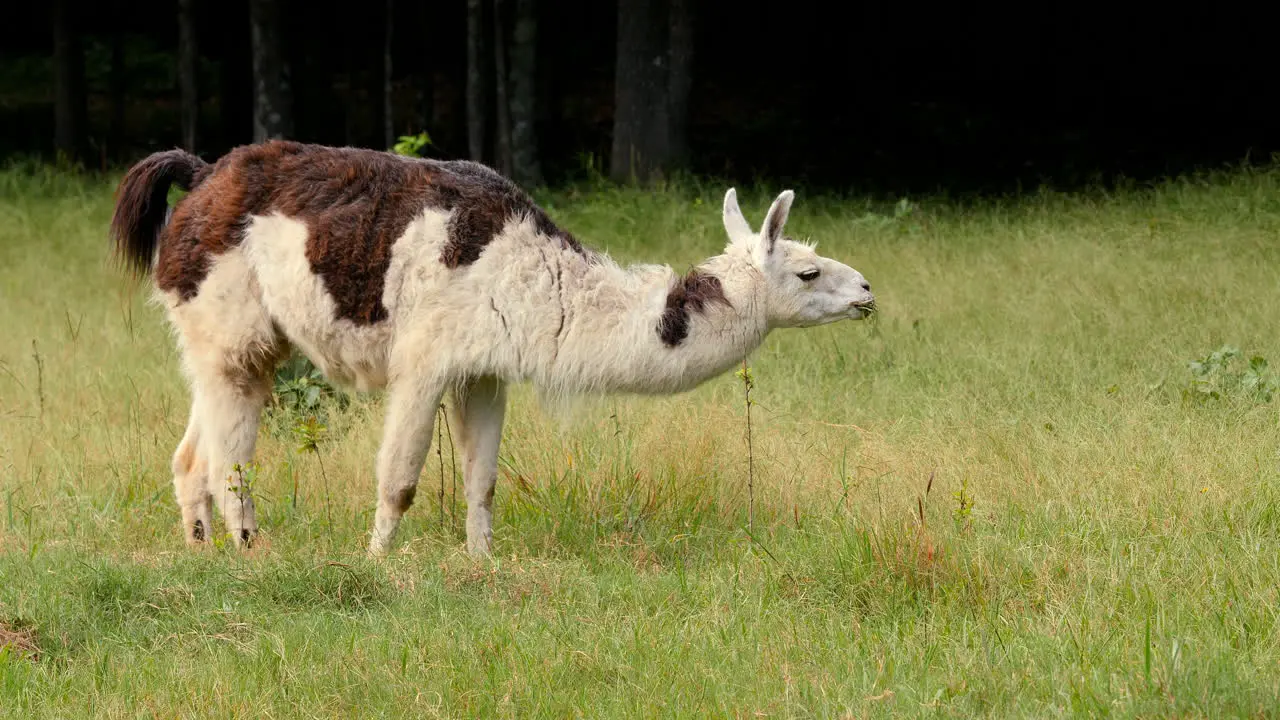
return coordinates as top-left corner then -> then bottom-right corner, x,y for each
797,269 -> 820,281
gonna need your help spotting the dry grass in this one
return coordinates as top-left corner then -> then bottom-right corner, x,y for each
1,164 -> 1279,716
0,620 -> 40,661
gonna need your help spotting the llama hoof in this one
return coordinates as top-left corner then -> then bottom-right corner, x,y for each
232,528 -> 256,549
186,519 -> 206,544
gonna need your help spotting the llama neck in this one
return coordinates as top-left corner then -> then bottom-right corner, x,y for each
547,253 -> 768,395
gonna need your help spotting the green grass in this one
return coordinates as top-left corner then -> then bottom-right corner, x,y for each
2,162 -> 1280,717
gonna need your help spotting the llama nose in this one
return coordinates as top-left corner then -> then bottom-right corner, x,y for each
860,281 -> 871,292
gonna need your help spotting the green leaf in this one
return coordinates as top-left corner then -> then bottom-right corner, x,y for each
392,132 -> 433,158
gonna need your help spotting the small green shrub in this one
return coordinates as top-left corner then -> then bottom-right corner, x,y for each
267,353 -> 348,436
1182,345 -> 1278,404
392,132 -> 433,158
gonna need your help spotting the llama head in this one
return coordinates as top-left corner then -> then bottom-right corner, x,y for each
721,188 -> 876,328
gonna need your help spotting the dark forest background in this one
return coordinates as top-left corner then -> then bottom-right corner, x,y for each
2,0 -> 1276,195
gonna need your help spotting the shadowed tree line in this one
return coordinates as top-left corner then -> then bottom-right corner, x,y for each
4,0 -> 1278,193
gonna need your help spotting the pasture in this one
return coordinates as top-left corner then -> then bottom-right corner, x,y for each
1,165 -> 1279,717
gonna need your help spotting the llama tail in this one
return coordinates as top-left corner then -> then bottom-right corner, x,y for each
109,149 -> 210,276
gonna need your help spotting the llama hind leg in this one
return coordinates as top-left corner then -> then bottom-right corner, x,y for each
197,370 -> 273,547
163,242 -> 282,548
452,377 -> 507,557
368,378 -> 446,556
172,399 -> 213,544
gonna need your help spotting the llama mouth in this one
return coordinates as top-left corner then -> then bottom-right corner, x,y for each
850,300 -> 877,316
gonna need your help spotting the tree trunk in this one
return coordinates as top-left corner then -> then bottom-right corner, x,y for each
249,0 -> 293,142
416,72 -> 435,138
341,41 -> 357,146
108,7 -> 127,162
178,0 -> 200,152
52,0 -> 88,164
382,0 -> 395,148
610,0 -> 670,184
492,0 -> 513,177
667,0 -> 693,171
508,0 -> 542,187
465,0 -> 486,162
218,7 -> 253,148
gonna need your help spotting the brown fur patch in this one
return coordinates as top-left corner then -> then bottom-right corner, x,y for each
390,486 -> 417,513
438,162 -> 585,268
157,141 -> 585,325
657,270 -> 730,347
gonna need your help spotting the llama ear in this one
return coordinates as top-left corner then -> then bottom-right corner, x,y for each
760,190 -> 795,258
722,188 -> 754,243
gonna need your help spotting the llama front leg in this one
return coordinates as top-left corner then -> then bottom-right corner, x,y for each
369,380 -> 445,556
452,377 -> 507,557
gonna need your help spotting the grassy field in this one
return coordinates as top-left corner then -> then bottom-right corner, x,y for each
2,163 -> 1279,718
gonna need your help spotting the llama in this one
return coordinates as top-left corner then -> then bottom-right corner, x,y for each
108,141 -> 876,556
